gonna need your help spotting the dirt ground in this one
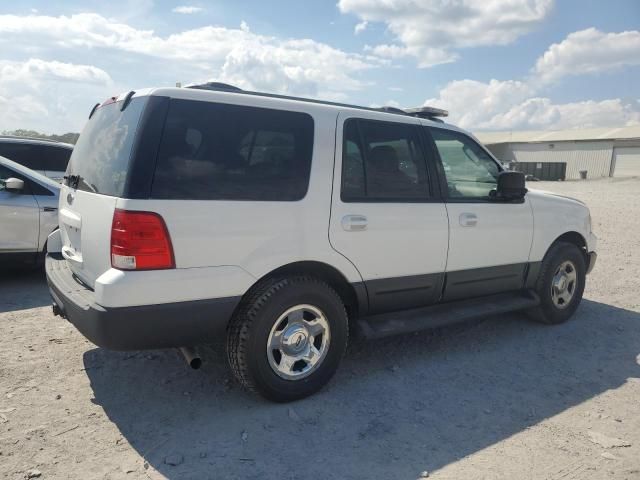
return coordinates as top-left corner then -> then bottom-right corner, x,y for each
1,177 -> 639,480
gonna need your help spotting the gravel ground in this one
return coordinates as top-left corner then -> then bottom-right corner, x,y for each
1,177 -> 639,480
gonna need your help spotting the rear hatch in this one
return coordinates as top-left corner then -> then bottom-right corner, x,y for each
59,94 -> 148,288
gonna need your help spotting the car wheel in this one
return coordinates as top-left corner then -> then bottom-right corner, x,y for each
528,241 -> 586,325
226,276 -> 348,402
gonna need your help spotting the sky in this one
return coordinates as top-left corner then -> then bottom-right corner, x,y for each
0,0 -> 639,134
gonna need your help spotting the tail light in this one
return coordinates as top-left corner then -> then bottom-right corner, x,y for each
111,209 -> 175,270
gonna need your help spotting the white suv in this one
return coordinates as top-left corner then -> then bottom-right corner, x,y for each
46,85 -> 597,401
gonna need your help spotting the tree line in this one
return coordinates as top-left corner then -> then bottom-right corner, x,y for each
2,129 -> 79,145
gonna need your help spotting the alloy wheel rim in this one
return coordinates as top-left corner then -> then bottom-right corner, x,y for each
266,304 -> 331,380
551,260 -> 577,309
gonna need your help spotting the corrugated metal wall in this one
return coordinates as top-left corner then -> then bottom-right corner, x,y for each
491,141 -> 614,180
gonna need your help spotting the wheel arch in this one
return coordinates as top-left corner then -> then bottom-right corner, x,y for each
549,231 -> 588,263
239,261 -> 367,318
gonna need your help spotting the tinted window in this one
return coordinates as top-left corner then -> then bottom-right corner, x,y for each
66,97 -> 146,196
42,145 -> 72,171
151,100 -> 314,201
341,119 -> 429,202
430,128 -> 499,199
0,144 -> 45,170
0,144 -> 71,172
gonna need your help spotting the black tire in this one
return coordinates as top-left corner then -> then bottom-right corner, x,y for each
528,241 -> 586,325
226,276 -> 348,402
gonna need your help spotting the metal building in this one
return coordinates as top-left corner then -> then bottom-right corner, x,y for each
475,126 -> 640,180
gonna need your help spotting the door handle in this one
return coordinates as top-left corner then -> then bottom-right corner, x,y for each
341,214 -> 368,231
459,212 -> 478,227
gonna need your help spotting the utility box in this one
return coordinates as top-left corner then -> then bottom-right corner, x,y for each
511,162 -> 567,181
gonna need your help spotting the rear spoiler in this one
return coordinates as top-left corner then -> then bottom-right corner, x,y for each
88,90 -> 136,119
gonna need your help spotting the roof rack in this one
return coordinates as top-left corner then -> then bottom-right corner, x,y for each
186,82 -> 243,92
376,106 -> 408,115
178,82 -> 451,122
404,106 -> 449,119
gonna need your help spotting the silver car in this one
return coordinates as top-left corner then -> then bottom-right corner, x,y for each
0,155 -> 60,268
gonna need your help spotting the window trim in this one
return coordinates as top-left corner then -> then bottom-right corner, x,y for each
425,126 -> 504,203
340,117 -> 434,204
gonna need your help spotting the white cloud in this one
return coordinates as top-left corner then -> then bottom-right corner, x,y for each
1,58 -> 111,85
339,0 -> 553,67
0,13 -> 375,96
423,26 -> 640,130
0,59 -> 113,132
354,21 -> 368,35
425,78 -> 640,130
534,28 -> 640,84
172,5 -> 204,14
488,97 -> 640,130
425,79 -> 533,128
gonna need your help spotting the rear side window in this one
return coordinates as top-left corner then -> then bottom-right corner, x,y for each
341,118 -> 430,202
151,100 -> 314,201
66,97 -> 147,196
42,146 -> 72,171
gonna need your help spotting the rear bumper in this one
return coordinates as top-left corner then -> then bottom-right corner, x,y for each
45,253 -> 240,350
586,251 -> 597,274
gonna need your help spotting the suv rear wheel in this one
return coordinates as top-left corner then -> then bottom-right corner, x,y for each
226,276 -> 348,402
528,241 -> 586,324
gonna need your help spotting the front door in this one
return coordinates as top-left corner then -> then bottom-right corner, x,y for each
425,126 -> 534,301
0,165 -> 39,252
329,113 -> 449,314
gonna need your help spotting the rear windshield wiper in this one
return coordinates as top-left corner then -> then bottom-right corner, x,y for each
63,174 -> 80,189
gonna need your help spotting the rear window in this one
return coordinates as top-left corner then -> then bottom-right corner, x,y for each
151,99 -> 314,201
66,97 -> 146,196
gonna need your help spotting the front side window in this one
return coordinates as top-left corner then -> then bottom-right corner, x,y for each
151,100 -> 314,201
341,119 -> 430,202
430,128 -> 500,199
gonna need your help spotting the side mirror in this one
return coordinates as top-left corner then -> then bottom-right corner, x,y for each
3,177 -> 25,192
494,171 -> 526,201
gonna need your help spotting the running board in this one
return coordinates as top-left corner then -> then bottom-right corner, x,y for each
356,290 -> 540,340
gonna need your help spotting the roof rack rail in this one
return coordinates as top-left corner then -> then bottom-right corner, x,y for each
377,106 -> 408,115
176,84 -> 451,123
186,82 -> 243,92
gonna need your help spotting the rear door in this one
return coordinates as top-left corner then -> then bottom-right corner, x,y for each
59,96 -> 148,287
329,113 -> 449,314
425,126 -> 533,301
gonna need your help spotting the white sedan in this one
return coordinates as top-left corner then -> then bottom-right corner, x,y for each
0,155 -> 60,268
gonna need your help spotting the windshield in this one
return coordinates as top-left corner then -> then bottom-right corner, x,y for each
66,97 -> 146,196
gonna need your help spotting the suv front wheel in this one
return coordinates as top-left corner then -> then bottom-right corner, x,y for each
226,276 -> 348,402
528,241 -> 586,324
